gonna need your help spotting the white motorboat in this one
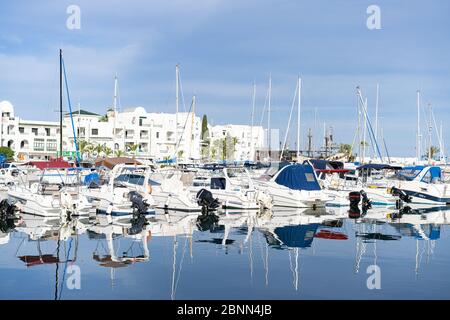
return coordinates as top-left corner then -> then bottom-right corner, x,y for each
83,164 -> 155,217
390,165 -> 450,206
190,167 -> 273,210
254,163 -> 331,208
8,168 -> 93,217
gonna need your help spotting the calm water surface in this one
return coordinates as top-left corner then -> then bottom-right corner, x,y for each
1,205 -> 450,300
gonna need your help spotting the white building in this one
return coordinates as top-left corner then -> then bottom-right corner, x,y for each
64,106 -> 202,161
0,100 -> 61,160
1,100 -> 269,163
209,124 -> 265,161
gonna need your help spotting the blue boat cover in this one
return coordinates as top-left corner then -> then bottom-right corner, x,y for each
84,172 -> 100,186
274,164 -> 321,191
274,224 -> 319,248
357,163 -> 402,170
429,166 -> 442,180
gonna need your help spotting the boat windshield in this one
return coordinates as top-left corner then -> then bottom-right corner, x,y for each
395,168 -> 422,181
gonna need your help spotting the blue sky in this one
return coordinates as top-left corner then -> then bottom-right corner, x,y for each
0,0 -> 449,156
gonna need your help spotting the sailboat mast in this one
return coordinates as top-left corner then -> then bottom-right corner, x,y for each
428,103 -> 432,163
250,82 -> 256,161
267,74 -> 272,159
59,49 -> 63,157
417,90 -> 421,162
375,83 -> 379,140
190,95 -> 196,160
362,98 -> 367,163
175,64 -> 180,161
297,76 -> 301,160
113,74 -> 118,136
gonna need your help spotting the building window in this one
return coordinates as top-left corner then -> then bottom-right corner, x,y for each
45,128 -> 50,136
140,130 -> 148,139
156,132 -> 160,139
19,127 -> 24,134
33,138 -> 45,151
139,117 -> 146,126
32,128 -> 38,136
46,139 -> 57,151
91,128 -> 99,136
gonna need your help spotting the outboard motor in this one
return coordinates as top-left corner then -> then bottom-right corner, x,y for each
0,199 -> 19,233
360,190 -> 372,210
196,211 -> 220,232
196,189 -> 220,212
391,187 -> 412,209
128,214 -> 149,235
128,191 -> 150,216
349,191 -> 361,208
348,206 -> 361,219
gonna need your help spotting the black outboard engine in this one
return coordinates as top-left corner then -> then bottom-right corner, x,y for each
196,212 -> 220,232
391,187 -> 412,209
0,199 -> 19,233
128,214 -> 149,235
196,189 -> 220,212
128,191 -> 150,216
349,191 -> 361,208
360,190 -> 372,210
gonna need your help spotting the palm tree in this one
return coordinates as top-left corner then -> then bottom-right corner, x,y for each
103,146 -> 113,158
339,143 -> 353,156
78,140 -> 92,159
427,146 -> 440,159
114,150 -> 125,157
232,137 -> 239,152
93,143 -> 104,157
127,144 -> 139,158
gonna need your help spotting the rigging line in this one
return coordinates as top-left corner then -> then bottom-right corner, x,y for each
178,69 -> 187,113
14,236 -> 26,257
280,81 -> 299,160
61,58 -> 81,164
259,86 -> 270,127
59,237 -> 74,300
172,98 -> 194,158
357,93 -> 383,160
54,238 -> 61,301
174,234 -> 189,297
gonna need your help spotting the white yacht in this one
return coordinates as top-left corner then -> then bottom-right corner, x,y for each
254,163 -> 331,208
190,167 -> 273,210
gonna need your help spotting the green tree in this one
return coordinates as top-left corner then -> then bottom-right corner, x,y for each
200,114 -> 210,161
78,140 -> 92,159
0,146 -> 14,161
201,115 -> 208,139
103,146 -> 113,157
426,146 -> 440,159
114,150 -> 125,157
177,150 -> 184,160
127,144 -> 139,158
93,143 -> 104,157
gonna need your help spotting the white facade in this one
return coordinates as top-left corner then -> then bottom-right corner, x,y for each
209,124 -> 265,161
0,100 -> 61,160
1,100 -> 266,163
63,106 -> 202,161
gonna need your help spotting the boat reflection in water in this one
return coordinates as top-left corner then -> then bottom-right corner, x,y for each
1,202 -> 450,299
